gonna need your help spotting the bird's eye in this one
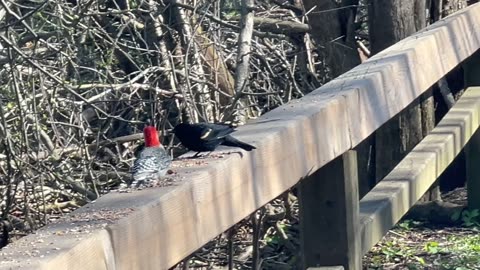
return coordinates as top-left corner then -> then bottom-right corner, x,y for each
200,129 -> 212,139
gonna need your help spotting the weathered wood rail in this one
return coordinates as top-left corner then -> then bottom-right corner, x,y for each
2,3 -> 480,270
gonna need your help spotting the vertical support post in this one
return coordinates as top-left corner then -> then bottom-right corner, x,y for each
466,129 -> 480,209
298,150 -> 361,270
464,50 -> 480,210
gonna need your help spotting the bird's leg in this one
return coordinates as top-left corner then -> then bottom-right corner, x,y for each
191,152 -> 213,159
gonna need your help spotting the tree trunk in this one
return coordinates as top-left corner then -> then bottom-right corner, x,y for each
419,0 -> 437,200
231,0 -> 255,124
420,90 -> 440,201
195,26 -> 235,118
368,0 -> 418,55
302,0 -> 370,196
302,0 -> 361,78
369,0 -> 435,193
419,0 -> 468,201
432,0 -> 468,196
170,0 -> 214,123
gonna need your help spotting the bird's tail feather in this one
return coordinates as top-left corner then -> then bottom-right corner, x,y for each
223,136 -> 256,151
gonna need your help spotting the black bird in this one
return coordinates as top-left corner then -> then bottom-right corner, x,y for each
173,123 -> 256,156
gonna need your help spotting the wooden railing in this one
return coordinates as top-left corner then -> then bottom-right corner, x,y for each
2,3 -> 480,270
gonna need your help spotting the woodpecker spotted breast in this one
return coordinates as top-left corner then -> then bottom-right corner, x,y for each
173,122 -> 256,156
130,126 -> 172,187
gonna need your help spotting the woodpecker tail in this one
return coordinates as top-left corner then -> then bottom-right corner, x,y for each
222,135 -> 256,151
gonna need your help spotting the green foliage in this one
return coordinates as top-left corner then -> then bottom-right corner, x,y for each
425,241 -> 439,254
368,223 -> 480,269
451,209 -> 480,227
436,234 -> 480,269
397,219 -> 423,230
264,223 -> 287,246
220,0 -> 241,19
378,240 -> 425,266
222,10 -> 240,19
264,234 -> 280,245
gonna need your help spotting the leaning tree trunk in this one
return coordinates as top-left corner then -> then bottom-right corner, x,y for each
369,0 -> 439,200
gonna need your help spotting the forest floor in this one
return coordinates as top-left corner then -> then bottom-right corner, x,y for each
180,187 -> 479,270
362,187 -> 480,270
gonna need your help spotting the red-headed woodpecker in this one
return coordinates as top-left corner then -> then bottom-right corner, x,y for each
130,126 -> 172,187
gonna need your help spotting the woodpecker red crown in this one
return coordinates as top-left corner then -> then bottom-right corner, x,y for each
143,126 -> 161,147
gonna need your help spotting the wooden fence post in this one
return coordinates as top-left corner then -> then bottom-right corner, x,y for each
298,150 -> 361,270
464,50 -> 480,210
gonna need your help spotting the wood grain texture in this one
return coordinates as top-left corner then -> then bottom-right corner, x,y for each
359,87 -> 480,255
2,4 -> 480,269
